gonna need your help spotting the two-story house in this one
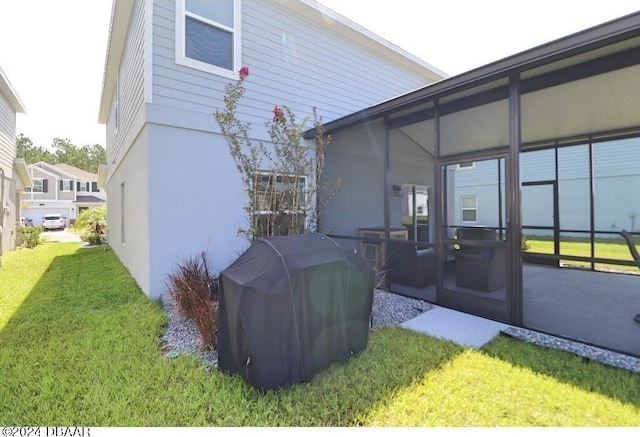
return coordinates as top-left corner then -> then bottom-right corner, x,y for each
0,66 -> 31,257
97,0 -> 446,299
23,162 -> 106,227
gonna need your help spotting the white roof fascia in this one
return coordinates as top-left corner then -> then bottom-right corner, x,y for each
29,162 -> 68,180
98,0 -> 135,124
13,158 -> 32,188
98,0 -> 447,123
0,66 -> 26,113
97,163 -> 108,191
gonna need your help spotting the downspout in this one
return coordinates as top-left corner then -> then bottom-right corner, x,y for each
0,167 -> 5,267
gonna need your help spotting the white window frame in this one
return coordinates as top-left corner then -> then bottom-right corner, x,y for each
78,181 -> 89,192
461,195 -> 478,223
175,0 -> 242,79
61,179 -> 73,192
32,178 -> 44,193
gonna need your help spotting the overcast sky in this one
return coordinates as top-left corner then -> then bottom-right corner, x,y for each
0,0 -> 637,149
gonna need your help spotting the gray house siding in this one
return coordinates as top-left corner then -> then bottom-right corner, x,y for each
102,0 -> 444,298
0,66 -> 27,254
23,163 -> 104,227
109,0 -> 147,170
151,0 -> 435,137
452,160 -> 504,228
0,91 -> 15,176
592,139 -> 640,233
320,122 -> 386,237
0,91 -> 16,253
453,184 -> 502,228
457,137 -> 640,237
319,121 -> 437,245
26,167 -> 56,201
151,0 -> 231,120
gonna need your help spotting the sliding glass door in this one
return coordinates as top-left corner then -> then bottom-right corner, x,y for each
439,155 -> 513,322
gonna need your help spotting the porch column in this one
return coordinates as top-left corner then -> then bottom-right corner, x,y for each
383,116 -> 391,289
383,116 -> 390,236
433,99 -> 442,301
508,73 -> 523,325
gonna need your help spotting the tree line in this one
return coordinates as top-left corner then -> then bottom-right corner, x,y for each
16,134 -> 106,173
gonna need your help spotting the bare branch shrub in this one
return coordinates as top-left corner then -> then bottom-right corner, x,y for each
166,252 -> 219,350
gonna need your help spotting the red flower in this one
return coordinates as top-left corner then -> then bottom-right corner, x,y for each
273,105 -> 285,123
239,66 -> 249,79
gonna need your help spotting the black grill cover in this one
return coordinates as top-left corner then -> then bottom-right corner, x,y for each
217,233 -> 374,391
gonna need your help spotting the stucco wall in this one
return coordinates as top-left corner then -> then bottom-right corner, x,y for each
146,124 -> 248,298
108,127 -> 151,297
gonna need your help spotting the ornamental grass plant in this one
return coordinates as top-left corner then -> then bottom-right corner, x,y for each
0,242 -> 639,426
166,251 -> 218,350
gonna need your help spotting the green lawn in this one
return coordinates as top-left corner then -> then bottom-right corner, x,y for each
525,235 -> 639,272
1,242 -> 639,426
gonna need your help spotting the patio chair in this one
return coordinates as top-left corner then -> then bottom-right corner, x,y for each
619,230 -> 640,324
455,227 -> 506,292
386,240 -> 436,288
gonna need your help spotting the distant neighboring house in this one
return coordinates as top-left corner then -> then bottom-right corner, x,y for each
451,137 -> 640,238
97,0 -> 446,299
23,162 -> 106,227
0,66 -> 31,256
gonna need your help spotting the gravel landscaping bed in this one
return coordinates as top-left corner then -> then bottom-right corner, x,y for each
159,289 -> 432,369
501,326 -> 640,374
160,290 -> 640,374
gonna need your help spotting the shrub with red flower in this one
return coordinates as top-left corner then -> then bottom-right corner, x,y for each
272,106 -> 285,123
214,67 -> 338,241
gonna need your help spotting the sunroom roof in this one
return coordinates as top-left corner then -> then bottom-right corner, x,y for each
305,10 -> 640,144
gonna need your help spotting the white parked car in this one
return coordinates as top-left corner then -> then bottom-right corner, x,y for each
42,214 -> 66,231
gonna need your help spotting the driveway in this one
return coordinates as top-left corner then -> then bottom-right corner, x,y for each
41,229 -> 83,243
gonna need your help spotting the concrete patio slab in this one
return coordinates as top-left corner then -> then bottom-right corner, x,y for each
401,305 -> 509,349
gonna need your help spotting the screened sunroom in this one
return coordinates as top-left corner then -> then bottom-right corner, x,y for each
309,11 -> 640,357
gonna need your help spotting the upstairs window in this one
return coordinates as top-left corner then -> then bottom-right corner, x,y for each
60,179 -> 73,192
77,181 -> 89,192
32,179 -> 44,193
176,0 -> 241,78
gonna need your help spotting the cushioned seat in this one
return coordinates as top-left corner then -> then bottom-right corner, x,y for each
386,241 -> 436,288
455,227 -> 506,292
455,246 -> 506,292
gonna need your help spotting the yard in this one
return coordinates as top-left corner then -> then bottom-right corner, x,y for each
1,242 -> 639,426
525,235 -> 639,272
